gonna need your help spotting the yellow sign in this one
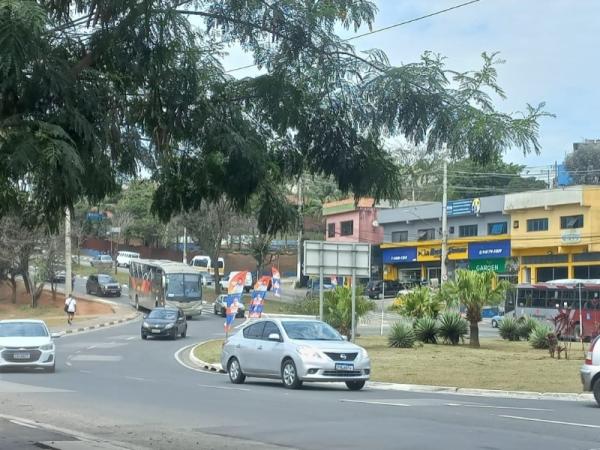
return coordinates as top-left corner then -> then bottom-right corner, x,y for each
417,244 -> 468,262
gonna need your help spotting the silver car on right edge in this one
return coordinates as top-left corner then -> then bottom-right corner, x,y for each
221,318 -> 370,390
580,335 -> 600,406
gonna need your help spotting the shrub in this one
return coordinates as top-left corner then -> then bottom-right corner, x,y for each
530,323 -> 554,349
499,316 -> 521,341
437,312 -> 468,345
388,321 -> 416,348
518,316 -> 540,341
414,317 -> 439,344
395,286 -> 444,319
323,287 -> 375,336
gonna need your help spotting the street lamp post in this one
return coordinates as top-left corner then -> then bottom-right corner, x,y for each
577,282 -> 584,350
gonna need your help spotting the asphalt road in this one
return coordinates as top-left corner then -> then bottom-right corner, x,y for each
1,302 -> 599,450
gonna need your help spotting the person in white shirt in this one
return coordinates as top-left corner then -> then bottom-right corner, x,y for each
65,294 -> 77,325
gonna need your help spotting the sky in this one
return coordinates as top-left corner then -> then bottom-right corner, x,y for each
218,0 -> 600,169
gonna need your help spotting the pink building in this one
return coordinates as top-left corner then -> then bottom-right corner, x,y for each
322,198 -> 385,244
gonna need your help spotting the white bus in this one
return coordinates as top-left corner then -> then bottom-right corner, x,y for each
129,260 -> 203,318
190,255 -> 225,276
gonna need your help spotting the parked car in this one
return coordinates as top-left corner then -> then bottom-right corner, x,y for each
366,280 -> 402,299
200,273 -> 215,286
580,335 -> 600,406
141,307 -> 187,340
0,320 -> 59,373
221,318 -> 370,390
49,269 -> 66,284
115,251 -> 140,268
213,294 -> 245,318
491,312 -> 505,328
220,271 -> 253,292
86,274 -> 121,297
90,254 -> 114,268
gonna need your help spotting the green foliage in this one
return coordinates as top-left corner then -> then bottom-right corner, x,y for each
395,286 -> 444,319
388,321 -> 416,349
322,287 -> 375,336
530,323 -> 554,349
564,141 -> 600,185
414,317 -> 439,344
499,316 -> 521,341
115,181 -> 165,247
437,312 -> 468,345
518,316 -> 540,341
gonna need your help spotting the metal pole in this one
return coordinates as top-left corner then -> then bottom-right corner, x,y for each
440,155 -> 448,285
296,177 -> 303,285
65,208 -> 72,296
351,267 -> 356,342
183,226 -> 188,264
319,267 -> 324,321
380,278 -> 385,336
579,283 -> 584,349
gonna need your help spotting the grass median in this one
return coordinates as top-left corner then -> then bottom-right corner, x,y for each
194,336 -> 585,393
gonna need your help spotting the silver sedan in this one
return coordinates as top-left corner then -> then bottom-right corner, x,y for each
221,318 -> 370,390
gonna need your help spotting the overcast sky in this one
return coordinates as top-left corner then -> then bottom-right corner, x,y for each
220,0 -> 600,169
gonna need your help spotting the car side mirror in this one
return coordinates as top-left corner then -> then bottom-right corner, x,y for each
268,333 -> 281,342
51,332 -> 62,339
341,335 -> 348,341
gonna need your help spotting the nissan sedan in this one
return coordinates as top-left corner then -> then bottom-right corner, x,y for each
221,319 -> 370,390
0,320 -> 59,373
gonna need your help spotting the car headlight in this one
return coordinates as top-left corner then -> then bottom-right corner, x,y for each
359,348 -> 369,360
143,322 -> 151,328
40,343 -> 54,351
296,346 -> 323,360
165,323 -> 174,329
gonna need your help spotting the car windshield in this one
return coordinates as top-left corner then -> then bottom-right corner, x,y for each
98,275 -> 117,284
166,273 -> 201,301
0,322 -> 48,337
148,310 -> 177,320
282,321 -> 342,341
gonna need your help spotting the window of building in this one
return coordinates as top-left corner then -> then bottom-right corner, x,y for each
527,218 -> 548,232
560,214 -> 584,229
327,223 -> 335,238
340,220 -> 354,236
449,226 -> 455,234
513,220 -> 519,229
488,222 -> 507,235
391,231 -> 408,242
417,228 -> 435,241
458,224 -> 478,237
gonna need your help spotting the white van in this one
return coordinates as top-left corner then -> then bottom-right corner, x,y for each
219,271 -> 253,293
116,251 -> 141,268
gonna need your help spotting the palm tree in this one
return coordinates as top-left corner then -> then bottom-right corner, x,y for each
443,270 -> 508,348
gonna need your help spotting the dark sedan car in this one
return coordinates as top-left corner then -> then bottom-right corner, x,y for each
141,307 -> 187,340
86,274 -> 121,297
213,294 -> 245,318
366,280 -> 402,299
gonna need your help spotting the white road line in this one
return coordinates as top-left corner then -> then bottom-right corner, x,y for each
125,336 -> 136,341
341,399 -> 411,407
446,403 -> 552,412
9,419 -> 39,429
197,384 -> 251,392
125,376 -> 149,382
173,345 -> 222,376
499,415 -> 600,429
79,370 -> 92,374
65,361 -> 72,367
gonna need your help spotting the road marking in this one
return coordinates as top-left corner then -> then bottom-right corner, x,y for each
173,345 -> 222,376
446,403 -> 552,412
66,361 -> 72,367
341,399 -> 411,407
499,415 -> 600,429
9,419 -> 39,429
197,384 -> 251,392
125,336 -> 136,341
125,376 -> 149,382
80,370 -> 92,374
69,355 -> 123,362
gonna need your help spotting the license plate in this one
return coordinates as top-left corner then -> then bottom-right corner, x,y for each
335,363 -> 354,371
13,352 -> 30,360
152,329 -> 161,334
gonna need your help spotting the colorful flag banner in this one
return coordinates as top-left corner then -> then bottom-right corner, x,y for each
272,267 -> 281,298
249,276 -> 270,318
225,271 -> 248,332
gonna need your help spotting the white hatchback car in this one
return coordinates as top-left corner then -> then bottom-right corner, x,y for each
0,320 -> 59,372
221,319 -> 370,390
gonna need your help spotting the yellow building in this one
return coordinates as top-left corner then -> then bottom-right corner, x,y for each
504,186 -> 600,283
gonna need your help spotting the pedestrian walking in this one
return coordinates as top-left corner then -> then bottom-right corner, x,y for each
64,293 -> 77,325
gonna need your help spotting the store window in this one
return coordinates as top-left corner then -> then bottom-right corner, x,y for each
391,231 -> 408,242
340,220 -> 354,236
417,228 -> 435,241
488,222 -> 508,235
527,218 -> 548,232
560,214 -> 584,229
536,267 -> 568,282
459,224 -> 478,237
327,223 -> 335,238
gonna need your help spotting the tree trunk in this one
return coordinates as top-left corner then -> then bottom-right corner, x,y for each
469,320 -> 480,348
9,274 -> 17,304
22,271 -> 32,294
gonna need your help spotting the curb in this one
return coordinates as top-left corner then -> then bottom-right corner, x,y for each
189,340 -> 226,373
59,312 -> 141,336
188,340 -> 595,402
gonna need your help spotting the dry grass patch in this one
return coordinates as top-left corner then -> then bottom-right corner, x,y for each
193,339 -> 224,364
358,336 -> 585,393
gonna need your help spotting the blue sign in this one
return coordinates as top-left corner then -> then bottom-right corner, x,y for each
383,248 -> 417,264
447,198 -> 480,216
468,240 -> 511,260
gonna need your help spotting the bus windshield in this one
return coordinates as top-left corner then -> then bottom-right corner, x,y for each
166,274 -> 201,301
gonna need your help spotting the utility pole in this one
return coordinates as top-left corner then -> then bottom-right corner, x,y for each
65,208 -> 72,296
296,176 -> 303,286
440,157 -> 448,285
183,226 -> 188,264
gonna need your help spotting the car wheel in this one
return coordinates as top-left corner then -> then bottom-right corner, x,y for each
228,357 -> 246,384
345,380 -> 366,391
141,333 -> 147,340
45,363 -> 56,373
171,329 -> 178,340
492,320 -> 497,328
186,315 -> 192,320
213,307 -> 218,315
593,379 -> 600,407
181,326 -> 187,338
221,310 -> 226,318
281,358 -> 302,389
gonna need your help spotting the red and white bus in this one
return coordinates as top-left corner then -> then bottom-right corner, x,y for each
506,279 -> 600,340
